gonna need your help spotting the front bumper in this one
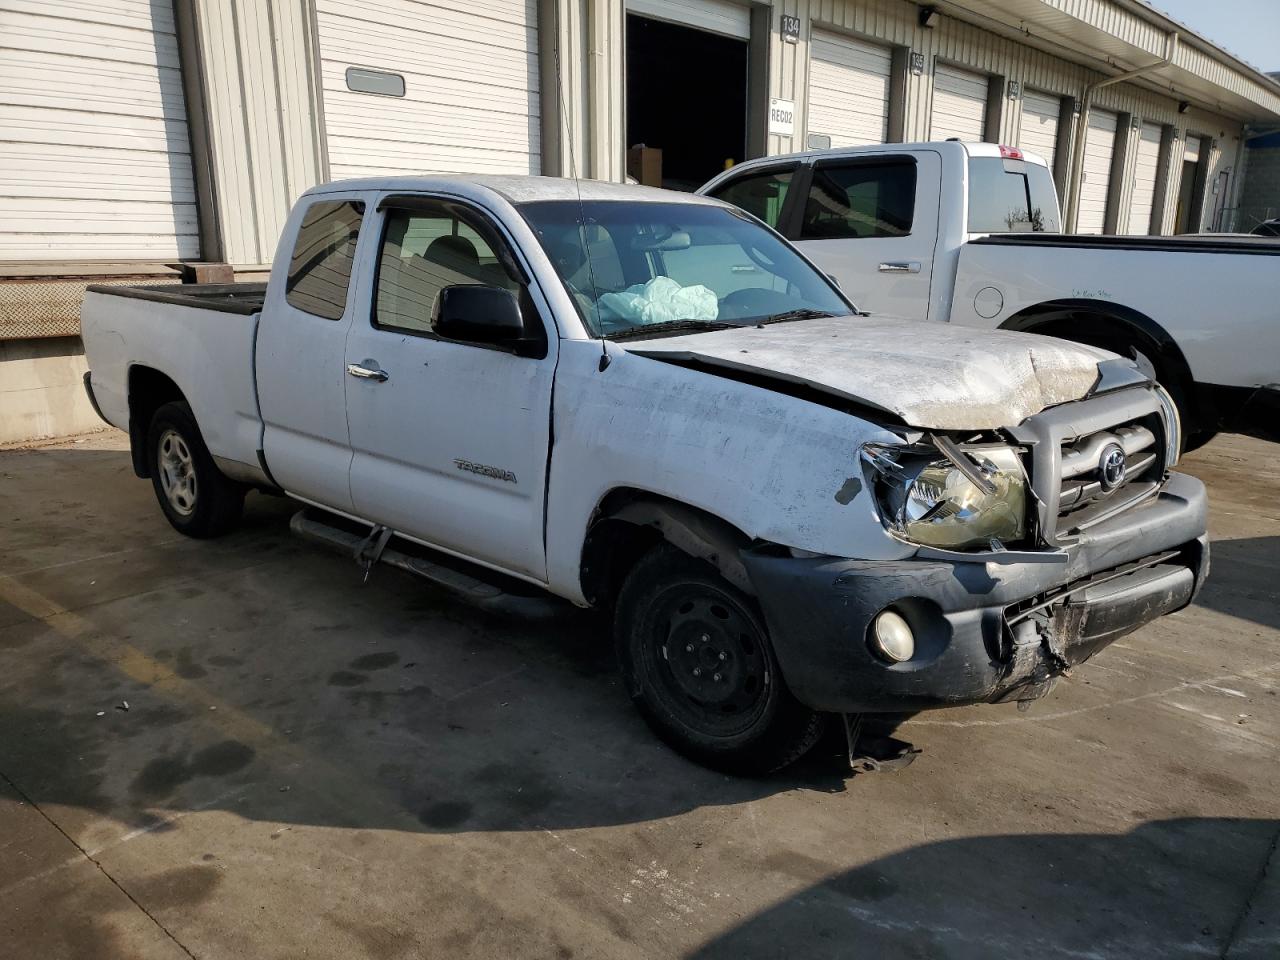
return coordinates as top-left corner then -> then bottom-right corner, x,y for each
743,472 -> 1209,714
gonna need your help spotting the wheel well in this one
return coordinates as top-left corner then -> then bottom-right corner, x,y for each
579,489 -> 756,608
127,366 -> 186,478
1000,299 -> 1201,428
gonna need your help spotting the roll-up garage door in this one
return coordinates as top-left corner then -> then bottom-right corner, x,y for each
316,0 -> 540,179
1126,122 -> 1162,235
1019,90 -> 1060,171
929,64 -> 987,141
0,0 -> 198,260
627,0 -> 749,39
806,32 -> 892,147
1076,108 -> 1117,234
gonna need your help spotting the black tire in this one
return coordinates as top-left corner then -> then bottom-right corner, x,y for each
614,544 -> 824,775
145,401 -> 244,538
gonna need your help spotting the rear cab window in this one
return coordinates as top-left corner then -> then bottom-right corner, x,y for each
967,156 -> 1061,233
285,199 -> 365,319
799,159 -> 915,240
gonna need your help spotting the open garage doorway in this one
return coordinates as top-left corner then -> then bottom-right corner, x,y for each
625,12 -> 748,191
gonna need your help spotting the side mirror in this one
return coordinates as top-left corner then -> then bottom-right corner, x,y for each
432,285 -> 526,345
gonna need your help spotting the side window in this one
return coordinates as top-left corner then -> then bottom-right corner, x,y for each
285,200 -> 364,319
800,161 -> 916,240
707,168 -> 795,229
375,203 -> 520,335
967,158 -> 1061,233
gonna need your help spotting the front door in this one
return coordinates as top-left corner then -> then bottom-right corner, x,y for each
788,153 -> 941,321
343,196 -> 556,580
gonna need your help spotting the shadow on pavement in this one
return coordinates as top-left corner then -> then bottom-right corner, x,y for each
687,817 -> 1280,960
1193,536 -> 1280,630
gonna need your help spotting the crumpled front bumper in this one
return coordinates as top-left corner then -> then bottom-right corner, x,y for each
742,472 -> 1209,714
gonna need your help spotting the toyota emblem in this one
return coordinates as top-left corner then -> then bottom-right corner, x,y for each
1098,443 -> 1127,491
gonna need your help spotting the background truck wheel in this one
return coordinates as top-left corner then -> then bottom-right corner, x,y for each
614,544 -> 824,775
146,401 -> 244,538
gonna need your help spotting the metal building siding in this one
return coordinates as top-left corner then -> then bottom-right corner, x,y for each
0,0 -> 198,260
1124,121 -> 1161,234
1018,89 -> 1060,169
1076,107 -> 1116,234
929,63 -> 987,141
315,0 -> 541,179
193,0 -> 324,265
806,32 -> 892,147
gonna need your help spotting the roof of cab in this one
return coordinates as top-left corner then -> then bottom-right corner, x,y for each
305,174 -> 727,207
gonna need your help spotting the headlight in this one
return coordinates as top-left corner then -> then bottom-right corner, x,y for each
1154,384 -> 1181,467
863,441 -> 1028,550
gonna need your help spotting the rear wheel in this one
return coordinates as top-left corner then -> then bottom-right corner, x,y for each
146,401 -> 244,538
614,545 -> 824,775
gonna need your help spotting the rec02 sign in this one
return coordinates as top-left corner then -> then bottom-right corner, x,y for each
769,98 -> 795,137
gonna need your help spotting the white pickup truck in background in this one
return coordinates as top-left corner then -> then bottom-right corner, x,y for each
82,176 -> 1207,774
700,141 -> 1280,445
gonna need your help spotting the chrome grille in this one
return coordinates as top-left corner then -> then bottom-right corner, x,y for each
1055,416 -> 1165,534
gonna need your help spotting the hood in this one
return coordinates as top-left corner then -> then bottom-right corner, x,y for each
623,315 -> 1114,431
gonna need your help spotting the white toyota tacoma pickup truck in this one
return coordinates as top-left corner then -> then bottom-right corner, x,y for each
82,176 -> 1208,774
700,141 -> 1279,446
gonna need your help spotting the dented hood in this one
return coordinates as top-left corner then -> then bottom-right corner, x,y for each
623,315 -> 1114,430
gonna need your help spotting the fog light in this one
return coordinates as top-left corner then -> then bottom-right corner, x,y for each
871,609 -> 915,663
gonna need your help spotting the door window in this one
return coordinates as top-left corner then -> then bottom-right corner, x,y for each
799,161 -> 915,239
285,200 -> 365,320
706,168 -> 795,229
375,203 -> 520,335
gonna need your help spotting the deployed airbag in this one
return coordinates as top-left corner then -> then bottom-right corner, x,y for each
599,276 -> 718,327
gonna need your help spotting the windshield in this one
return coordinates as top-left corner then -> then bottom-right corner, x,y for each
519,200 -> 852,338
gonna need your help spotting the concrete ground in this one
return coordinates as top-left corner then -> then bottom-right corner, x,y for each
0,430 -> 1276,960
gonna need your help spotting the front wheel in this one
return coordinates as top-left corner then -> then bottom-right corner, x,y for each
146,401 -> 244,538
614,545 -> 824,775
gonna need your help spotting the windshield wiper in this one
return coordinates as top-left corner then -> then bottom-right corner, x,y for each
754,308 -> 835,325
606,319 -> 737,341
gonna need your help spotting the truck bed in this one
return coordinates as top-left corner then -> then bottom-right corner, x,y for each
970,233 -> 1280,256
84,281 -> 268,315
80,282 -> 266,479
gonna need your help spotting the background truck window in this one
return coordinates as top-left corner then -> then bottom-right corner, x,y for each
375,205 -> 518,334
967,157 -> 1062,233
285,200 -> 365,320
707,169 -> 794,228
800,161 -> 915,240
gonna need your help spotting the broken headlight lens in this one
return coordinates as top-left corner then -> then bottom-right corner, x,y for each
863,442 -> 1028,550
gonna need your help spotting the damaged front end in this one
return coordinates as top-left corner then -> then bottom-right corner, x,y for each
740,384 -> 1209,716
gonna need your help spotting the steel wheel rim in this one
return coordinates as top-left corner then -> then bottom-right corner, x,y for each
157,428 -> 197,517
644,583 -> 771,738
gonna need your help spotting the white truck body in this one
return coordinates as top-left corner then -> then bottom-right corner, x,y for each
699,142 -> 1280,440
81,176 -> 1209,773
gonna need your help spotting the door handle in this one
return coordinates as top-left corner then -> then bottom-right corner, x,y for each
878,261 -> 922,274
346,361 -> 389,382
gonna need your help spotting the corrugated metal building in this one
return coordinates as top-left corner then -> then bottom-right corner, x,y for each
2,0 -> 1279,441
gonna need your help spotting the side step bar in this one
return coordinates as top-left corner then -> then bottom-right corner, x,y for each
289,508 -> 569,619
